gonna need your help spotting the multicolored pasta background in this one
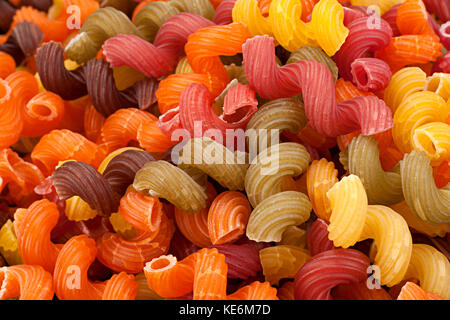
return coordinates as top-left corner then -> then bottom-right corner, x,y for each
0,0 -> 449,301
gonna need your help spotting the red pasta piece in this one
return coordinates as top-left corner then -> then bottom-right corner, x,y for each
208,191 -> 251,245
14,199 -> 62,273
227,281 -> 278,300
0,52 -> 15,79
31,129 -> 101,176
119,192 -> 163,233
211,243 -> 261,279
0,265 -> 53,300
212,0 -> 237,25
333,281 -> 393,300
342,5 -> 367,27
21,91 -> 65,137
102,272 -> 138,300
53,235 -> 106,300
96,214 -> 174,273
350,58 -> 392,92
293,249 -> 371,300
381,4 -> 401,36
185,23 -> 251,92
334,16 -> 393,81
432,52 -> 450,74
242,35 -> 393,137
102,13 -> 214,78
100,108 -> 156,153
136,118 -> 176,153
423,0 -> 450,23
307,219 -> 335,256
84,104 -> 105,142
168,230 -> 201,261
440,22 -> 450,51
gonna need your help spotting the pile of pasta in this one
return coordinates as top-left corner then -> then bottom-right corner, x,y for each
0,0 -> 449,301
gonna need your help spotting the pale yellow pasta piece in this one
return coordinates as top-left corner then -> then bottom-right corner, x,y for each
0,220 -> 23,266
65,196 -> 98,221
424,72 -> 450,101
411,122 -> 450,166
277,226 -> 307,248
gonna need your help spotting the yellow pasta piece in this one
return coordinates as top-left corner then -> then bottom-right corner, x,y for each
246,191 -> 312,242
384,67 -> 427,113
259,245 -> 310,285
175,56 -> 194,74
0,220 -> 23,266
65,196 -> 98,221
411,122 -> 450,166
245,142 -> 310,207
326,174 -> 368,248
360,206 -> 412,287
424,72 -> 450,101
232,0 -> 272,37
109,212 -> 137,240
392,91 -> 448,154
403,244 -> 450,300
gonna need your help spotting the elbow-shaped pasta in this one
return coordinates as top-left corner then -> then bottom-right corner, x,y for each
287,46 -> 339,82
246,191 -> 312,242
383,67 -> 427,113
306,158 -> 338,222
0,76 -> 23,149
102,272 -> 138,300
21,91 -> 65,137
259,245 -> 310,285
227,281 -> 279,300
0,265 -> 53,300
326,174 -> 368,248
14,199 -> 62,273
390,201 -> 450,238
307,219 -> 335,256
392,91 -> 448,154
400,151 -> 450,224
0,220 -> 23,266
178,137 -> 249,191
424,73 -> 450,101
245,142 -> 310,207
403,244 -> 450,300
144,254 -> 196,298
212,243 -> 262,280
175,202 -> 212,248
52,161 -> 121,217
136,118 -> 176,154
65,7 -> 141,64
397,281 -> 444,300
84,104 -> 105,143
278,226 -> 307,248
118,192 -> 163,233
335,78 -> 376,103
359,205 -> 412,286
344,135 -> 403,205
232,0 -> 272,38
54,235 -> 106,300
133,160 -> 208,213
134,272 -> 164,300
96,214 -> 174,273
350,58 -> 392,92
411,122 -> 450,166
396,0 -> 436,36
207,191 -> 251,245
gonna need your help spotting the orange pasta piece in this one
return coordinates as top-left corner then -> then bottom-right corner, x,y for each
84,104 -> 105,142
0,265 -> 54,300
280,174 -> 308,194
396,0 -> 437,37
56,0 -> 100,27
277,281 -> 295,300
53,235 -> 106,300
31,129 -> 101,176
435,157 -> 450,189
58,95 -> 90,133
21,91 -> 65,137
119,191 -> 163,233
0,52 -> 15,79
337,130 -> 360,151
14,199 -> 62,273
102,272 -> 138,300
207,191 -> 251,245
227,281 -> 278,300
335,78 -> 376,103
296,123 -> 336,150
136,118 -> 176,153
306,158 -> 339,222
101,108 -> 156,153
397,282 -> 444,300
193,248 -> 227,300
0,80 -> 18,149
144,254 -> 196,298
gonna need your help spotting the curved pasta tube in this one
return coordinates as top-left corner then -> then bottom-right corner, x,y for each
360,206 -> 412,286
175,203 -> 212,248
0,220 -> 23,266
207,191 -> 251,245
245,142 -> 310,207
246,191 -> 312,242
212,243 -> 262,280
53,235 -> 106,300
350,58 -> 392,92
14,199 -> 62,273
424,73 -> 450,102
400,151 -> 450,224
178,137 -> 249,191
383,67 -> 427,113
134,272 -> 164,300
344,135 -> 403,205
278,226 -> 307,248
227,281 -> 278,300
102,272 -> 138,300
259,245 -> 310,285
306,158 -> 338,222
65,196 -> 98,221
0,265 -> 53,300
403,244 -> 450,300
136,118 -> 176,154
397,282 -> 444,300
133,160 -> 208,213
307,219 -> 335,256
396,0 -> 436,36
411,122 -> 450,166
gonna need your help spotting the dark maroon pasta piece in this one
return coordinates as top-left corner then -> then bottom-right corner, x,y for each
127,77 -> 159,110
102,149 -> 155,196
423,0 -> 450,23
307,219 -> 335,256
293,248 -> 370,300
0,21 -> 43,64
52,161 -> 120,216
168,230 -> 201,261
211,243 -> 261,280
21,0 -> 53,11
0,0 -> 15,32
